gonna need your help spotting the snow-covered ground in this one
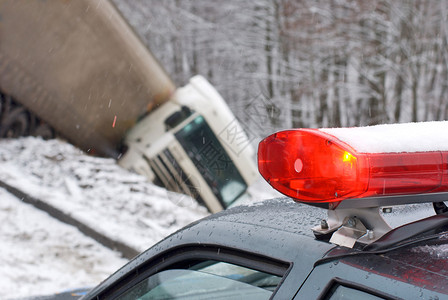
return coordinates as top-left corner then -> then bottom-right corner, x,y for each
0,137 -> 278,299
0,138 -> 210,253
0,188 -> 128,298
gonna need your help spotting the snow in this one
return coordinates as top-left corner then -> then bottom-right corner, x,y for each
0,188 -> 128,298
321,121 -> 448,153
0,137 -> 209,298
0,137 -> 276,299
411,239 -> 448,258
0,137 -> 209,252
381,203 -> 435,228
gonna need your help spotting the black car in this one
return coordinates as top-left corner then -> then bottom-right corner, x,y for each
74,197 -> 447,300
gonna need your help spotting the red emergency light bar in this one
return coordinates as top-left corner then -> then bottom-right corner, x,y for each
258,129 -> 448,206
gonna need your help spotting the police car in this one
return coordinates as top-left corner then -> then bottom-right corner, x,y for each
61,122 -> 448,299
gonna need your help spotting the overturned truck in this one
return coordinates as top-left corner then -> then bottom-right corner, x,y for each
0,0 -> 257,213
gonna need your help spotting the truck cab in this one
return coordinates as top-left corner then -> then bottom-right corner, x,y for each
119,76 -> 258,213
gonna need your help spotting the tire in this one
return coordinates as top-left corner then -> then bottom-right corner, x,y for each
32,123 -> 55,140
0,107 -> 29,138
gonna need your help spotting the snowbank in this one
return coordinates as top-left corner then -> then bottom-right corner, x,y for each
0,137 -> 209,252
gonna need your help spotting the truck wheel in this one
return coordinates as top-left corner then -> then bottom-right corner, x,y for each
33,123 -> 55,140
0,94 -> 3,117
0,107 -> 29,138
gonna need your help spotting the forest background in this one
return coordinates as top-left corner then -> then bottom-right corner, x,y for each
113,0 -> 448,138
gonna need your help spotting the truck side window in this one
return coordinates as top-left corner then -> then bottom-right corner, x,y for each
164,106 -> 192,130
116,261 -> 281,300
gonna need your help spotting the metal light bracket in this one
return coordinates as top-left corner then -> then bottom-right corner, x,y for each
312,207 -> 392,248
311,193 -> 448,248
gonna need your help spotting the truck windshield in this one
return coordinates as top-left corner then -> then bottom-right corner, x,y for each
175,115 -> 247,208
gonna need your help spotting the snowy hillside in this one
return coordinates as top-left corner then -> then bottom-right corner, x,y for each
0,137 -> 209,252
0,137 -> 210,298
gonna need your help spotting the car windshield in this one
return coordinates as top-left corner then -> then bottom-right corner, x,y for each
116,260 -> 282,300
117,269 -> 272,300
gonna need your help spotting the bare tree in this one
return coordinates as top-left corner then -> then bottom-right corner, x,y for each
114,0 -> 448,133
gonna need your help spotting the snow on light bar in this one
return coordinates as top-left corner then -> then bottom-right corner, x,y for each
258,121 -> 448,204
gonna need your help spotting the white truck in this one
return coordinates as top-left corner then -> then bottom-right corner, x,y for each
0,0 -> 258,212
120,75 -> 258,212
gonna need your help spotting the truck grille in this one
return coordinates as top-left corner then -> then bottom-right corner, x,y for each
145,149 -> 206,207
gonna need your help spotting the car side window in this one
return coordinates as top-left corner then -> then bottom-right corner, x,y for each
325,284 -> 386,300
116,260 -> 281,300
190,260 -> 282,291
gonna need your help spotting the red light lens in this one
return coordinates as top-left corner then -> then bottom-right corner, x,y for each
258,129 -> 368,202
258,129 -> 448,203
367,152 -> 444,195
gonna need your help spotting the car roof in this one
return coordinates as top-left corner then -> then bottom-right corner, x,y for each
84,198 -> 336,298
205,197 -> 327,236
142,196 -> 334,260
84,198 -> 448,299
